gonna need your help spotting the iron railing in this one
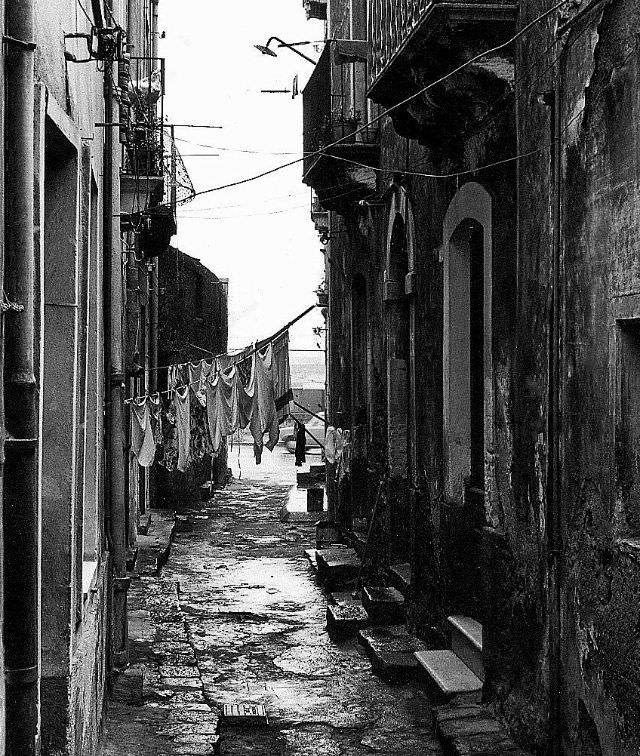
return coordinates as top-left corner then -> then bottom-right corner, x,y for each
122,56 -> 165,177
369,0 -> 433,84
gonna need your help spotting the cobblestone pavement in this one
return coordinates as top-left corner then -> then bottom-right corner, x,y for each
102,444 -> 443,756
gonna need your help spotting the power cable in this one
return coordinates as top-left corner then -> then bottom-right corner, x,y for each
171,0 -> 573,201
75,0 -> 93,26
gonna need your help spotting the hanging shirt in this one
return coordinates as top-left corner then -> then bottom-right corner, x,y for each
272,331 -> 292,424
250,344 -> 280,464
131,397 -> 156,467
175,385 -> 191,473
206,366 -> 235,452
188,359 -> 213,408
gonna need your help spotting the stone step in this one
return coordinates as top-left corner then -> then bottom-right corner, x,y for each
414,650 -> 482,704
362,585 -> 405,625
433,705 -> 529,755
315,547 -> 361,589
388,562 -> 411,595
309,463 -> 326,475
358,625 -> 428,680
326,602 -> 369,639
448,615 -> 484,682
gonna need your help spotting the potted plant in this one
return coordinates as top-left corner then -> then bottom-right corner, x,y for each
330,108 -> 360,143
315,279 -> 328,307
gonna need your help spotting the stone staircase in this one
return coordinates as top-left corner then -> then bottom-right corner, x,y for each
415,615 -> 483,704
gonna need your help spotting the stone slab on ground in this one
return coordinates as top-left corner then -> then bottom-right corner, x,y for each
433,705 -> 529,756
358,625 -> 429,679
135,509 -> 176,575
362,585 -> 405,625
326,601 -> 369,639
316,547 -> 361,588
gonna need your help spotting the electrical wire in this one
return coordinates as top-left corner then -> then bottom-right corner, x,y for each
174,0 -> 573,201
76,0 -> 94,26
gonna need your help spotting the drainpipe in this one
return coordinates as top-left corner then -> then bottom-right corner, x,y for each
103,29 -> 129,668
0,0 -> 7,753
3,0 -> 40,753
545,81 -> 563,755
149,0 -> 159,515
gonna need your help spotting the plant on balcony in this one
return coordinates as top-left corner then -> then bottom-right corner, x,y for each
315,279 -> 328,307
329,108 -> 361,143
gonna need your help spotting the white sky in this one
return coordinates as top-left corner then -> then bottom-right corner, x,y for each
158,1 -> 325,363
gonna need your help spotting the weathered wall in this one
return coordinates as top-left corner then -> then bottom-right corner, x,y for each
520,0 -> 640,751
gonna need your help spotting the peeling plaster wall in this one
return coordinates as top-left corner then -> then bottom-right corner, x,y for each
516,0 -> 640,751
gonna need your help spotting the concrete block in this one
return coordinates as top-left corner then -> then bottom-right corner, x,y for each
362,585 -> 405,625
316,547 -> 361,589
111,664 -> 145,705
415,650 -> 482,703
307,487 -> 324,512
358,625 -> 428,680
326,602 -> 369,639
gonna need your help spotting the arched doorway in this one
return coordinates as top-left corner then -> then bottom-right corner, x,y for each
442,182 -> 493,508
384,187 -> 416,560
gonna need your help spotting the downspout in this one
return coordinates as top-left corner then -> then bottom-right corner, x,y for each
149,0 -> 159,513
3,0 -> 40,753
103,6 -> 129,669
545,81 -> 563,755
0,0 -> 7,752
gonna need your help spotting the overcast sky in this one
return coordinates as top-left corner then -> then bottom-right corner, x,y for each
158,1 -> 325,363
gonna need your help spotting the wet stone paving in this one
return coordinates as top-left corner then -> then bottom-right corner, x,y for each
102,444 -> 443,755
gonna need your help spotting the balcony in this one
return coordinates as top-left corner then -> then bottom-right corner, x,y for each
302,41 -> 379,212
368,0 -> 517,143
120,56 -> 166,217
303,0 -> 327,20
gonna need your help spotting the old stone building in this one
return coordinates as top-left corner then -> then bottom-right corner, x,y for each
303,0 -> 640,753
0,1 -> 185,754
155,246 -> 229,505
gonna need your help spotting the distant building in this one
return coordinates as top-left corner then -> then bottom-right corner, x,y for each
155,246 -> 229,505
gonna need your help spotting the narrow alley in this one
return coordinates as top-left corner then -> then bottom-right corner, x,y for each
103,445 -> 448,756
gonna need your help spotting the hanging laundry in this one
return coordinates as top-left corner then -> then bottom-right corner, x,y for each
159,395 -> 178,472
188,359 -> 213,408
130,397 -> 156,467
295,420 -> 306,467
149,393 -> 163,447
338,429 -> 352,483
250,344 -> 280,464
206,365 -> 235,452
175,385 -> 191,473
325,426 -> 337,464
272,331 -> 292,423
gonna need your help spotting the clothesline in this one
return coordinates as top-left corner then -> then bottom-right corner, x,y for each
125,303 -> 317,406
131,329 -> 293,471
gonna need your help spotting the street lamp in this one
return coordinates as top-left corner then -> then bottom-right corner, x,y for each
254,36 -> 317,65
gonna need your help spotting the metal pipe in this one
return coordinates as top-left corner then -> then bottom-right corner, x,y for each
103,41 -> 129,668
3,0 -> 39,753
0,1 -> 7,752
545,83 -> 563,755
